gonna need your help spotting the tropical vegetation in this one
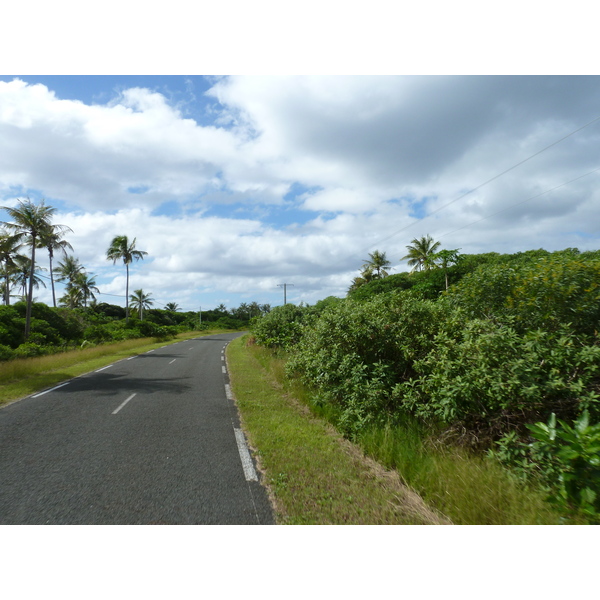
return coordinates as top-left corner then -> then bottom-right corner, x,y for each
0,198 -> 270,361
252,242 -> 600,523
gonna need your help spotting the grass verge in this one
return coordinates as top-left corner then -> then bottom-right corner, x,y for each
228,336 -> 570,525
227,335 -> 449,524
0,329 -> 232,407
357,423 -> 568,525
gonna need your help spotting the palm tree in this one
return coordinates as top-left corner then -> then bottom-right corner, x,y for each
0,199 -> 69,338
54,255 -> 84,291
73,272 -> 100,309
165,302 -> 180,312
12,255 -> 46,301
106,235 -> 148,322
348,266 -> 376,292
129,289 -> 154,320
0,231 -> 25,305
39,225 -> 73,307
429,248 -> 461,290
59,287 -> 83,309
362,250 -> 391,279
401,234 -> 441,273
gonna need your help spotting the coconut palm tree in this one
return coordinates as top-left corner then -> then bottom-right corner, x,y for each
0,199 -> 69,338
54,255 -> 84,291
106,235 -> 148,322
73,272 -> 100,309
129,289 -> 154,320
0,231 -> 25,305
12,255 -> 46,301
348,265 -> 376,292
401,234 -> 441,273
59,287 -> 84,309
39,225 -> 73,307
362,250 -> 391,279
165,302 -> 180,312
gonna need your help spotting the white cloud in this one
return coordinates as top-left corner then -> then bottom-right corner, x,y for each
2,75 -> 600,310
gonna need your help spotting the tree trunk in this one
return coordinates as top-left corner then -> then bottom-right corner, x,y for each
49,250 -> 56,308
125,262 -> 129,323
25,241 -> 36,340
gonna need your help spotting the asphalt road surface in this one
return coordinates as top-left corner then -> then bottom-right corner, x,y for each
0,332 -> 274,525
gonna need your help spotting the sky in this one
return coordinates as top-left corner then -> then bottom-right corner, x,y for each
1,1 -> 599,315
1,73 -> 599,312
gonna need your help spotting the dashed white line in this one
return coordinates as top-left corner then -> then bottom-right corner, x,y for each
234,428 -> 258,481
32,382 -> 70,398
112,393 -> 137,415
225,384 -> 233,400
95,365 -> 112,372
169,359 -> 177,365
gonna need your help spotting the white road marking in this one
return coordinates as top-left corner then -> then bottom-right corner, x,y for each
147,350 -> 155,353
221,356 -> 224,361
127,356 -> 137,361
95,365 -> 112,372
234,428 -> 258,481
32,382 -> 70,398
169,359 -> 177,364
222,366 -> 226,374
112,393 -> 137,415
225,384 -> 233,400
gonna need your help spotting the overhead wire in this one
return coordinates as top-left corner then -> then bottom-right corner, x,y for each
437,166 -> 600,241
354,112 -> 600,261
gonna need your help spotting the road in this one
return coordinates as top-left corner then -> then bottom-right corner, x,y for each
0,332 -> 274,524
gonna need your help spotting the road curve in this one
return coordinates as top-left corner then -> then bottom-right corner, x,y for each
0,332 -> 274,525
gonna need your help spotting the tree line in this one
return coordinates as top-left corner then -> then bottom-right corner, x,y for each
0,198 -> 270,359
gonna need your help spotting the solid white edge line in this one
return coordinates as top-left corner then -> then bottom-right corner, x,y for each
234,428 -> 258,482
112,393 -> 137,415
32,382 -> 70,398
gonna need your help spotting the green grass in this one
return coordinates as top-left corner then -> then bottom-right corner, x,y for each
357,423 -> 568,525
227,336 -> 448,524
229,336 -> 571,525
0,329 -> 231,406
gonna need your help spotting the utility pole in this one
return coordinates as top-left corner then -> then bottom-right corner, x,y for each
199,306 -> 201,328
277,283 -> 294,305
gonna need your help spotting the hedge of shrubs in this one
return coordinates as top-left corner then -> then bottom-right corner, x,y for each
251,248 -> 600,518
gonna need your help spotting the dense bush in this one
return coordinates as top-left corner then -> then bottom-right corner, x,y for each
285,293 -> 450,435
395,317 -> 600,438
251,247 -> 600,519
252,304 -> 308,349
448,250 -> 600,337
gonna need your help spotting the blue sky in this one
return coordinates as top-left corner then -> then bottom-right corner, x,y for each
1,74 -> 600,312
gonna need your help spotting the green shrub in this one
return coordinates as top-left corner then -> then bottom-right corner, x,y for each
14,342 -> 47,358
448,251 -> 600,336
252,304 -> 307,349
395,318 -> 600,437
0,344 -> 15,361
286,293 -> 451,436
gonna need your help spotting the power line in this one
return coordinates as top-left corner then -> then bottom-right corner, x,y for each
437,165 -> 600,241
355,112 -> 600,259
